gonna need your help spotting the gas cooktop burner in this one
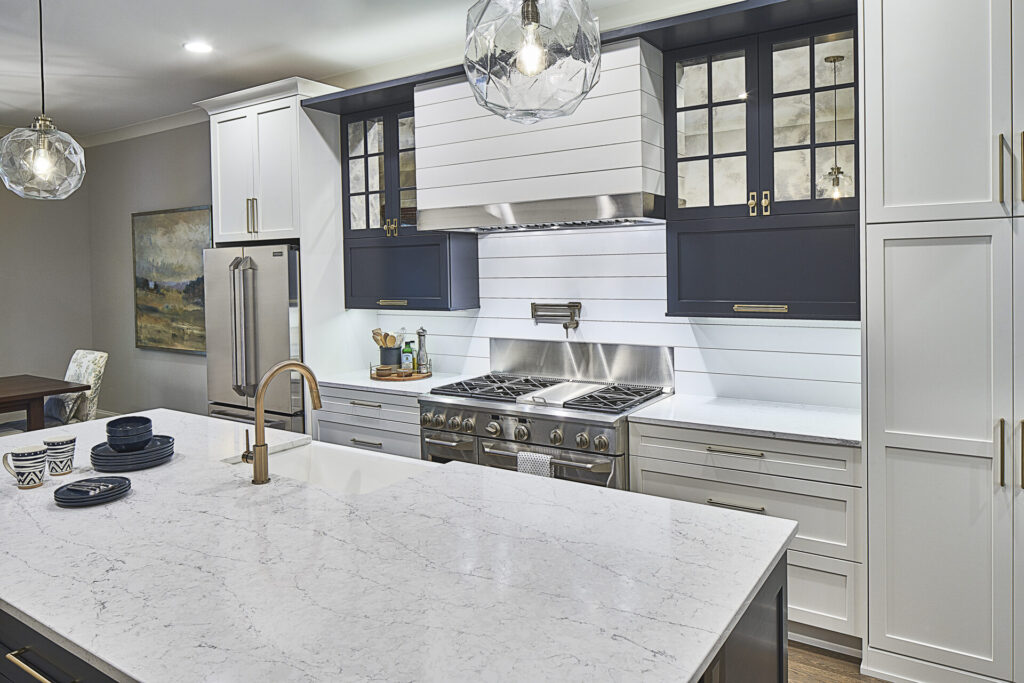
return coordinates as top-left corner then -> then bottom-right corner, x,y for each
431,374 -> 561,402
562,384 -> 665,414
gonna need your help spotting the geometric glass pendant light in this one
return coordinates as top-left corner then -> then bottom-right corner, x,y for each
464,0 -> 601,124
0,0 -> 86,200
822,54 -> 847,200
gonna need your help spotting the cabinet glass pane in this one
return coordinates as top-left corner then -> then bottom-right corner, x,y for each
348,159 -> 365,193
774,149 -> 811,201
712,104 -> 745,154
398,114 -> 415,150
815,88 -> 855,142
367,155 -> 383,192
773,94 -> 811,146
815,144 -> 855,198
366,117 -> 383,154
713,156 -> 746,206
347,121 -> 364,156
677,159 -> 710,208
399,150 -> 416,188
368,193 -> 384,229
773,38 -> 810,92
677,109 -> 709,157
676,58 -> 708,108
400,189 -> 417,226
712,51 -> 746,102
350,195 -> 366,231
814,31 -> 854,86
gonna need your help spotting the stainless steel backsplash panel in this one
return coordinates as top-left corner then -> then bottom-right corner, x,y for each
490,339 -> 674,389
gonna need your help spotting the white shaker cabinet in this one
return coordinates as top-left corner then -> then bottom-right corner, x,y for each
865,219 -> 1013,680
863,0 -> 1012,223
197,78 -> 339,244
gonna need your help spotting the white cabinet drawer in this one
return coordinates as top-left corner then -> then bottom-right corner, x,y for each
318,397 -> 419,426
319,385 -> 422,409
314,416 -> 421,459
629,423 -> 861,487
787,550 -> 862,637
630,456 -> 862,562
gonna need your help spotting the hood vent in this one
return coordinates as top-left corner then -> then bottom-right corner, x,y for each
413,38 -> 665,233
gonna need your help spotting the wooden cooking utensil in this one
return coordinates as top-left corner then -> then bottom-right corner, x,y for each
386,334 -> 397,348
372,331 -> 385,347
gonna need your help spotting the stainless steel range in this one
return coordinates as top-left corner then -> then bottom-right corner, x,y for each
418,340 -> 674,489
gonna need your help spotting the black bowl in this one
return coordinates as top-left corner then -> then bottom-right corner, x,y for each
106,431 -> 153,453
106,416 -> 153,437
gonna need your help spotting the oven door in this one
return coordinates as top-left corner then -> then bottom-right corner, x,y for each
421,430 -> 478,465
479,440 -> 624,489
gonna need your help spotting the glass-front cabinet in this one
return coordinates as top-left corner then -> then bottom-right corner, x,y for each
667,20 -> 857,220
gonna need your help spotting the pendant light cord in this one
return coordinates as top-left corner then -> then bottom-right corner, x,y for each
38,0 -> 45,115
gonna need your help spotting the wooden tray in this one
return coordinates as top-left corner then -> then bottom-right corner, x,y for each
370,369 -> 432,382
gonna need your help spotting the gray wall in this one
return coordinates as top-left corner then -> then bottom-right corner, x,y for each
86,122 -> 211,414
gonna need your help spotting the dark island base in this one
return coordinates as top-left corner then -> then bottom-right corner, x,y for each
699,556 -> 788,682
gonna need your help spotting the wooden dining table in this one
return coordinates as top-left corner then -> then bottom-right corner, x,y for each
0,375 -> 91,431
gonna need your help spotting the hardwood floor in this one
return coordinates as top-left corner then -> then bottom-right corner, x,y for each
789,641 -> 884,682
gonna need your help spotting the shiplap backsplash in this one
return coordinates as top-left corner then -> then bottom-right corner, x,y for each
378,224 -> 861,409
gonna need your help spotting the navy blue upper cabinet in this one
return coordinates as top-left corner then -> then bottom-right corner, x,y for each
665,17 -> 860,320
340,103 -> 479,310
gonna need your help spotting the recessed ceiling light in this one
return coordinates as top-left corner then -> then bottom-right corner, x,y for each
184,41 -> 212,53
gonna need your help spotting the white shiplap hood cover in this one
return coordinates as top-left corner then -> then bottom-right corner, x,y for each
414,38 -> 665,232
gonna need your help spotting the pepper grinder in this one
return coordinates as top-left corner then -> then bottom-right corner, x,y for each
416,327 -> 430,373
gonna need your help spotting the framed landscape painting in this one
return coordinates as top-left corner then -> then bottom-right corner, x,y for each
131,206 -> 213,354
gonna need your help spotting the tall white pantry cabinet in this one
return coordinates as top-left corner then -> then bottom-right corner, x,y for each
862,1 -> 1024,681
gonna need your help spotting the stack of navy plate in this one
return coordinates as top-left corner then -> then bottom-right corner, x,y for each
54,476 -> 131,508
91,416 -> 174,473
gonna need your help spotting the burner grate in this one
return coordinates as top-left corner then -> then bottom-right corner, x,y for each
562,384 -> 664,414
432,374 -> 561,402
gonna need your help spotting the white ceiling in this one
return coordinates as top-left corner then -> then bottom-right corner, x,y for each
0,0 -> 737,140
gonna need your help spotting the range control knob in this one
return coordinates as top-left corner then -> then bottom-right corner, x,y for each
485,421 -> 502,437
513,425 -> 530,442
462,418 -> 476,433
575,432 -> 590,449
420,412 -> 433,427
549,429 -> 564,446
432,414 -> 445,429
448,416 -> 462,431
593,435 -> 609,452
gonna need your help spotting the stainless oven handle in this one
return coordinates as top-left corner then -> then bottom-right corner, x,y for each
424,437 -> 463,448
482,446 -> 613,474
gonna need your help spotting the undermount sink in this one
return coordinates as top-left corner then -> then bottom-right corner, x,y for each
258,441 -> 437,495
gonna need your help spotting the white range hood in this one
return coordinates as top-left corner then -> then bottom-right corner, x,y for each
414,38 -> 665,232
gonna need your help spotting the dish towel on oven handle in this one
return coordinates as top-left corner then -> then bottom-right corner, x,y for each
517,451 -> 552,477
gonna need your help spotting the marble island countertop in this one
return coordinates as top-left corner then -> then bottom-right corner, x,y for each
0,409 -> 796,682
630,394 -> 862,447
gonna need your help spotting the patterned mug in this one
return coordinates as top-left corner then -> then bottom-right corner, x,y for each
3,445 -> 48,490
43,433 -> 76,476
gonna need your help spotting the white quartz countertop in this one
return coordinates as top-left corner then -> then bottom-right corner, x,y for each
630,394 -> 861,447
318,370 -> 467,396
0,409 -> 796,682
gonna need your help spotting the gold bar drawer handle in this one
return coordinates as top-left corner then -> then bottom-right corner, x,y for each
6,648 -> 54,683
351,438 -> 383,448
706,498 -> 766,514
1000,418 -> 1006,487
377,299 -> 408,306
733,304 -> 788,314
349,400 -> 382,408
706,445 -> 765,458
1020,419 -> 1023,489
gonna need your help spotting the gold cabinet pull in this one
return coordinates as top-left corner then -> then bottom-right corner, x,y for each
246,198 -> 252,233
351,438 -> 383,448
252,197 -> 258,233
733,304 -> 788,314
999,418 -> 1006,487
1020,419 -> 1023,489
761,190 -> 771,215
6,648 -> 54,683
1019,132 -> 1023,202
706,445 -> 765,458
707,498 -> 766,514
349,400 -> 382,408
747,191 -> 757,217
376,299 -> 408,306
998,134 -> 1005,204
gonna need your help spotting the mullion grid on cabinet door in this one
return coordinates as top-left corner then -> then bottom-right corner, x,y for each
397,110 -> 417,228
345,115 -> 386,234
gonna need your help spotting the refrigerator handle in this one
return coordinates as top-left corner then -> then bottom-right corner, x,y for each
228,257 -> 245,396
237,256 -> 258,397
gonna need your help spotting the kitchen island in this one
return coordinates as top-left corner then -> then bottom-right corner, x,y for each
0,409 -> 796,682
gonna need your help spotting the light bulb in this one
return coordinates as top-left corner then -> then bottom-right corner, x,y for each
32,148 -> 53,178
516,24 -> 546,76
831,185 -> 841,200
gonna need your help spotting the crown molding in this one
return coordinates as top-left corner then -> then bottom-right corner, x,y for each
78,108 -> 209,148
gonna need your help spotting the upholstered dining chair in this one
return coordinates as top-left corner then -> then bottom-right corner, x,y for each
0,350 -> 108,433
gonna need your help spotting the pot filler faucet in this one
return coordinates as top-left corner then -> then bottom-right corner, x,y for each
242,360 -> 322,485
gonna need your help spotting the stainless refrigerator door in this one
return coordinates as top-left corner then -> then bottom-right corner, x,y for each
242,244 -> 303,416
207,404 -> 303,433
204,247 -> 247,409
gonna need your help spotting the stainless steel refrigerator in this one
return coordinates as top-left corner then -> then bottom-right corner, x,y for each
203,244 -> 304,432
